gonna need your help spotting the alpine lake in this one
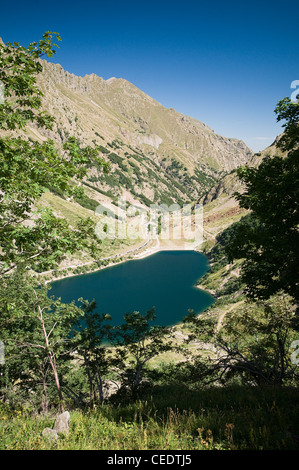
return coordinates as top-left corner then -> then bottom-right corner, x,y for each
49,250 -> 214,328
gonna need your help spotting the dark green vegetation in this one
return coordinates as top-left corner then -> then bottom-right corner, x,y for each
219,96 -> 299,303
226,153 -> 299,303
0,33 -> 298,450
85,144 -> 218,208
0,33 -> 110,413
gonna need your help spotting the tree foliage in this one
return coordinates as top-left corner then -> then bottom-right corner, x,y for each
0,33 -> 109,275
183,295 -> 299,387
0,33 -> 110,409
274,97 -> 299,152
109,309 -> 174,399
226,98 -> 299,303
70,300 -> 113,404
0,272 -> 84,411
0,32 -> 60,130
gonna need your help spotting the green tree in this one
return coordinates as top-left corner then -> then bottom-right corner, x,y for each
0,33 -> 109,410
225,98 -> 299,303
0,273 -> 84,412
183,295 -> 299,387
274,97 -> 299,152
216,295 -> 299,386
0,32 -> 59,130
110,309 -> 174,399
70,300 -> 113,405
0,33 -> 109,275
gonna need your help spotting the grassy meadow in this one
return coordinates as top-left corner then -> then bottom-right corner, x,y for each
1,385 -> 298,450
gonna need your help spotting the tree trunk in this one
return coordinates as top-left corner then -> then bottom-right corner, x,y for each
48,351 -> 64,412
95,361 -> 104,403
83,352 -> 95,404
37,302 -> 64,412
41,373 -> 48,414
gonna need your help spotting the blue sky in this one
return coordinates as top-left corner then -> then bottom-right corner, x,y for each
1,0 -> 298,151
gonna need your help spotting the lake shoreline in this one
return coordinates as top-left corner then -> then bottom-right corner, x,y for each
43,239 -> 162,285
196,283 -> 217,297
40,238 -> 203,286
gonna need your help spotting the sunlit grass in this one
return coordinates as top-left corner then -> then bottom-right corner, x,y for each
1,386 -> 298,450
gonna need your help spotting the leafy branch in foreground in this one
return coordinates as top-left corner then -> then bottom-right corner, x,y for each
0,33 -> 110,411
225,97 -> 299,303
70,299 -> 113,405
0,33 -> 110,275
0,32 -> 61,130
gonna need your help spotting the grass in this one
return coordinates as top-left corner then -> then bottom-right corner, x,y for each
39,190 -> 98,226
1,385 -> 298,450
35,189 -> 149,282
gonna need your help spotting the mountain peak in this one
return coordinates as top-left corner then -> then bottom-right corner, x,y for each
106,77 -> 118,84
34,58 -> 253,206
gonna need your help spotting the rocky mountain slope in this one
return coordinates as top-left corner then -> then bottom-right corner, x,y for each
201,135 -> 286,242
24,60 -> 253,208
1,57 -> 255,272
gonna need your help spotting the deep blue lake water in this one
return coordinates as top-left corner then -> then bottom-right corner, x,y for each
49,250 -> 214,327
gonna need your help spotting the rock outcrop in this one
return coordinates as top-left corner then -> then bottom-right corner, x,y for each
42,411 -> 70,442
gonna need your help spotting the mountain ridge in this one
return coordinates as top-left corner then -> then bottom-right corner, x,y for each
23,59 -> 253,210
0,55 -> 256,267
37,61 -> 252,161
